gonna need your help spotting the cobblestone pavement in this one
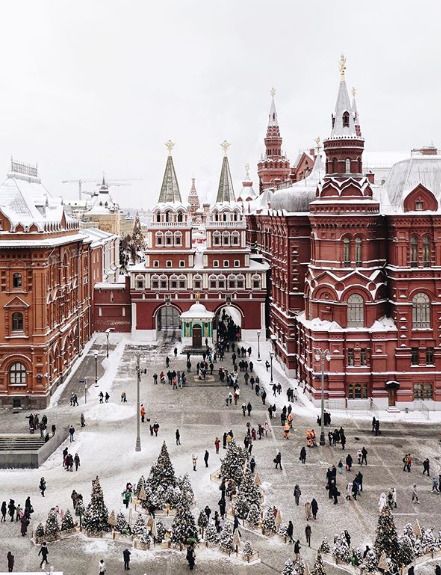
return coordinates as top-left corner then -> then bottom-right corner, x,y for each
0,332 -> 440,575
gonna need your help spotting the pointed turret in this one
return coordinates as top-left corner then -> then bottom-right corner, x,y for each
216,141 -> 235,203
268,88 -> 278,128
351,87 -> 361,137
330,55 -> 357,138
238,164 -> 257,203
158,140 -> 182,203
188,177 -> 200,214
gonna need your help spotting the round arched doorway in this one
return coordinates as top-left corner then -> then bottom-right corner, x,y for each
156,305 -> 181,332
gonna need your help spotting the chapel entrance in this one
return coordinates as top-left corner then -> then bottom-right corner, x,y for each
192,325 -> 202,348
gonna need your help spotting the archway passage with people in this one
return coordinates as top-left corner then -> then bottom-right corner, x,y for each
156,305 -> 180,332
215,306 -> 242,345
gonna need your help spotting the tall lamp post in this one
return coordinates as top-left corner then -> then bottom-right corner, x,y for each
135,353 -> 146,452
314,348 -> 331,446
94,351 -> 98,385
105,328 -> 114,358
270,351 -> 274,383
257,330 -> 261,362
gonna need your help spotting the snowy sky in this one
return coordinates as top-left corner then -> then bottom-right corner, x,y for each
0,0 -> 440,210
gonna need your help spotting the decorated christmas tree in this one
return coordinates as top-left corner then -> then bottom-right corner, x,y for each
197,510 -> 209,538
108,510 -> 116,528
171,502 -> 199,545
247,503 -> 261,527
311,552 -> 326,575
115,512 -> 131,535
132,513 -> 146,537
45,509 -> 60,539
282,559 -> 295,575
319,538 -> 331,554
293,559 -> 306,575
235,467 -> 261,519
220,441 -> 249,486
75,499 -> 85,520
204,522 -> 219,544
350,547 -> 363,567
262,507 -> 277,534
61,510 -> 75,531
421,528 -> 437,555
242,541 -> 254,562
148,443 -> 177,496
332,533 -> 350,563
155,520 -> 166,544
363,550 -> 379,572
219,522 -> 234,555
82,476 -> 110,534
130,215 -> 145,262
35,522 -> 45,541
177,473 -> 195,506
165,485 -> 181,508
374,506 -> 400,566
135,475 -> 145,497
139,528 -> 151,546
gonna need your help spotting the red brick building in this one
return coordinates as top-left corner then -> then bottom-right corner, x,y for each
248,57 -> 441,409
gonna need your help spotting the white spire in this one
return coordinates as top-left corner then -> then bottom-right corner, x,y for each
330,55 -> 358,138
268,87 -> 278,127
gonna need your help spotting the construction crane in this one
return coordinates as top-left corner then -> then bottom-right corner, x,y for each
61,179 -> 97,200
62,177 -> 142,200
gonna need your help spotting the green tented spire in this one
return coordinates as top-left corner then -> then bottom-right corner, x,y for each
216,140 -> 235,203
158,140 -> 182,203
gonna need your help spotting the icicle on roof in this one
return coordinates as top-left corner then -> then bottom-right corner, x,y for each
216,141 -> 236,203
268,87 -> 278,127
330,55 -> 357,138
158,140 -> 182,203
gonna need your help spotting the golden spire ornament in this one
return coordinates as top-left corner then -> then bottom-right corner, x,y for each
220,140 -> 231,156
339,54 -> 347,80
165,139 -> 175,155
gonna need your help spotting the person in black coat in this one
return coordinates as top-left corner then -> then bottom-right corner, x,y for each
7,551 -> 14,572
123,548 -> 131,570
7,500 -> 15,522
286,520 -> 294,542
1,501 -> 6,522
186,545 -> 196,570
311,498 -> 318,519
294,540 -> 301,560
300,447 -> 307,464
434,565 -> 441,575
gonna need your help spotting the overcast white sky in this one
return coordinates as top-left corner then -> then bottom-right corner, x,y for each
0,0 -> 440,209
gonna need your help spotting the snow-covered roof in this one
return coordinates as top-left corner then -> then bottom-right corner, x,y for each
82,227 -> 118,247
297,312 -> 397,333
385,155 -> 441,209
180,302 -> 215,319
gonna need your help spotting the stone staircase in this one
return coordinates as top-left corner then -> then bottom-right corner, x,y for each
0,434 -> 45,451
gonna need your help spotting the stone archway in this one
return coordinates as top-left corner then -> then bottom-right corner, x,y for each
156,305 -> 181,332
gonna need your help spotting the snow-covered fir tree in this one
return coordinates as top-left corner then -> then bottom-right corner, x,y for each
332,533 -> 351,563
139,528 -> 151,546
242,541 -> 254,562
311,552 -> 326,575
130,214 -> 145,262
35,522 -> 45,540
132,514 -> 146,537
247,503 -> 261,527
155,520 -> 166,544
421,528 -> 437,555
374,506 -> 400,566
363,550 -> 378,572
293,559 -> 306,575
115,512 -> 131,535
75,499 -> 85,520
262,507 -> 277,535
61,510 -> 75,531
235,467 -> 261,519
171,502 -> 199,545
282,559 -> 295,575
165,485 -> 181,508
319,538 -> 331,554
108,510 -> 116,528
148,442 -> 177,495
350,547 -> 363,567
135,475 -> 145,497
197,510 -> 209,537
219,522 -> 234,555
149,485 -> 166,509
45,509 -> 60,538
220,441 -> 249,486
177,473 -> 195,506
204,522 -> 219,544
397,535 -> 415,566
82,476 -> 110,534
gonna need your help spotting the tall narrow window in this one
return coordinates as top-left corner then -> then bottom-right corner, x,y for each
423,236 -> 431,267
411,347 -> 419,366
360,348 -> 368,366
347,294 -> 364,327
342,111 -> 350,127
12,273 -> 22,288
355,238 -> 362,266
347,348 -> 355,366
412,293 -> 430,329
12,312 -> 24,331
345,158 -> 351,173
410,236 -> 418,267
426,347 -> 434,365
343,238 -> 350,265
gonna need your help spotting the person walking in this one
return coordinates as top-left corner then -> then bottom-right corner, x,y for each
192,454 -> 197,471
123,548 -> 131,571
74,453 -> 80,471
98,559 -> 106,574
274,450 -> 282,470
204,450 -> 209,468
311,498 -> 318,519
7,551 -> 14,572
80,413 -> 85,428
214,437 -> 220,454
69,425 -> 75,442
186,545 -> 196,570
294,539 -> 301,560
300,446 -> 307,464
1,501 -> 7,522
176,429 -> 181,446
294,484 -> 301,506
432,477 -> 439,493
140,404 -> 146,423
412,484 -> 419,504
305,524 -> 312,547
305,501 -> 312,521
39,477 -> 46,497
361,446 -> 368,465
423,458 -> 430,476
38,543 -> 49,569
346,453 -> 353,471
247,402 -> 252,417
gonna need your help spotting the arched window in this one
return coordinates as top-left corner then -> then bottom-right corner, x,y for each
342,111 -> 350,128
12,312 -> 23,331
156,232 -> 163,246
170,274 -> 178,289
209,274 -> 217,290
252,274 -> 261,289
423,236 -> 431,267
151,275 -> 159,289
165,232 -> 173,246
355,237 -> 362,266
217,274 -> 226,289
135,275 -> 144,290
156,212 -> 161,223
236,274 -> 245,289
410,236 -> 418,267
213,232 -> 221,246
231,232 -> 240,246
159,275 -> 168,289
343,238 -> 351,265
178,275 -> 186,289
12,273 -> 22,288
177,211 -> 183,223
228,275 -> 236,290
347,294 -> 364,327
412,293 -> 430,329
174,232 -> 182,246
193,275 -> 202,290
165,211 -> 170,222
222,232 -> 230,246
9,362 -> 26,385
345,158 -> 351,173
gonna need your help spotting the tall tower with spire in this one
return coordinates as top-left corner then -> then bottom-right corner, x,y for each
187,178 -> 201,220
257,89 -> 291,192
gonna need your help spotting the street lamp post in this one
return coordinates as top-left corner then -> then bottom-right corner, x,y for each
105,328 -> 114,358
135,353 -> 141,452
81,378 -> 87,404
257,330 -> 261,362
94,351 -> 98,385
270,351 -> 274,383
314,348 -> 331,446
